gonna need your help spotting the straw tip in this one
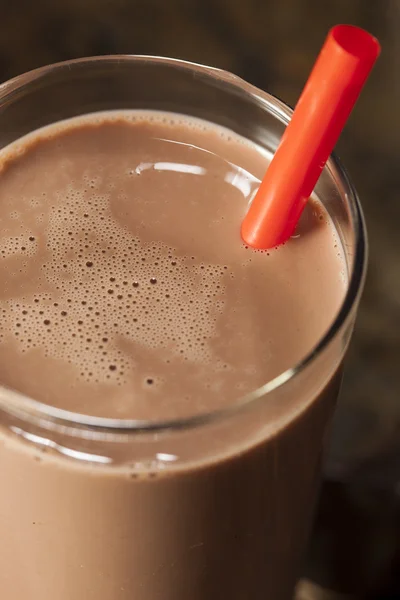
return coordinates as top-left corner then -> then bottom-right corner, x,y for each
330,24 -> 381,61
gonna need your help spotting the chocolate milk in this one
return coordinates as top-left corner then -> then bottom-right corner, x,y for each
0,112 -> 346,600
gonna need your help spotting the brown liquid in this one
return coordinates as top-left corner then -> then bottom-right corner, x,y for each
0,112 -> 346,600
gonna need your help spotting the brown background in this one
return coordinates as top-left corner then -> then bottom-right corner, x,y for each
0,0 -> 398,597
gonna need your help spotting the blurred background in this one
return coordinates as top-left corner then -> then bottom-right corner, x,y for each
0,0 -> 398,598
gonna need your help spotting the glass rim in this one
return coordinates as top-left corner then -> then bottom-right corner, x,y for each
0,54 -> 367,434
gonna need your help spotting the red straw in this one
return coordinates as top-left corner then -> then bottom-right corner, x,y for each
241,25 -> 381,249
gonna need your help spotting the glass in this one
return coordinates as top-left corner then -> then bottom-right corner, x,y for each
0,56 -> 366,600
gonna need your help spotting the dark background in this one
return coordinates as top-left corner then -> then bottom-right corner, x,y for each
0,1 -> 399,598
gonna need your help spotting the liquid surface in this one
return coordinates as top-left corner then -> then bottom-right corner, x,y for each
0,111 -> 346,419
